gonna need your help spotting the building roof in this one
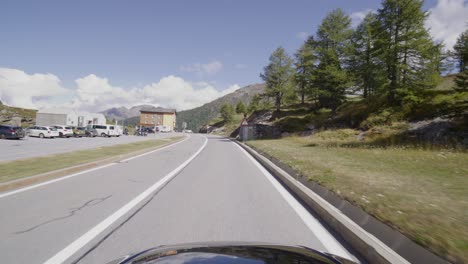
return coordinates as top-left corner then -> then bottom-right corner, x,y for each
38,108 -> 105,118
37,108 -> 76,114
140,107 -> 176,114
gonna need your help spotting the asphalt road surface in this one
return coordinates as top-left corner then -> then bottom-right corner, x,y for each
0,133 -> 177,162
0,134 -> 357,264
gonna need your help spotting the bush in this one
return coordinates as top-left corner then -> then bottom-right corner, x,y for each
220,104 -> 234,122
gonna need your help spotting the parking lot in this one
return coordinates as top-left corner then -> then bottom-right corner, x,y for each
0,133 -> 180,162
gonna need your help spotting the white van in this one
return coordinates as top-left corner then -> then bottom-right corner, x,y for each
87,125 -> 114,137
114,125 -> 123,137
155,125 -> 171,133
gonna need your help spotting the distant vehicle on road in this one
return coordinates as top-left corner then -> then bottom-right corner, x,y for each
183,129 -> 193,133
53,125 -> 74,138
28,126 -> 59,138
0,125 -> 25,139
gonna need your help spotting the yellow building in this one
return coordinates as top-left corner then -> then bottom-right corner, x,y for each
139,107 -> 176,131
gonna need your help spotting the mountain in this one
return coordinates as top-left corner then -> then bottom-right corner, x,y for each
176,83 -> 265,131
120,83 -> 265,130
100,105 -> 154,121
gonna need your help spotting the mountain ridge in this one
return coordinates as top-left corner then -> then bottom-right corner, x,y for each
175,83 -> 265,131
100,104 -> 155,121
119,83 -> 265,130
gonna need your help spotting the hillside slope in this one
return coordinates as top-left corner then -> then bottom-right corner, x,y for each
176,83 -> 265,131
0,103 -> 37,127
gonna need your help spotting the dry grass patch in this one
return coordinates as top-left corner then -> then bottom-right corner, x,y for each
0,136 -> 184,183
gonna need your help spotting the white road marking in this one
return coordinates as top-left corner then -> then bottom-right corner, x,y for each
0,135 -> 190,199
43,136 -> 208,264
234,143 -> 355,261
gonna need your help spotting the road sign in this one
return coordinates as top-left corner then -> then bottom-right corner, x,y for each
241,118 -> 248,126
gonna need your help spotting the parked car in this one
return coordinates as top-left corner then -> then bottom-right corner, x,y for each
156,125 -> 172,132
142,127 -> 155,134
0,125 -> 25,139
84,126 -> 98,137
53,125 -> 74,138
28,126 -> 59,138
73,127 -> 86,137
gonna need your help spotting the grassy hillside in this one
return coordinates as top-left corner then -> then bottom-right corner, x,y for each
211,75 -> 466,263
249,134 -> 468,263
176,83 -> 265,131
0,104 -> 37,127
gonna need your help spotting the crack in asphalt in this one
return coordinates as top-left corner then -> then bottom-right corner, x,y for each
14,195 -> 112,235
74,167 -> 188,264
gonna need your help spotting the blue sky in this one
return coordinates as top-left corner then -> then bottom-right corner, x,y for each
0,0 -> 464,111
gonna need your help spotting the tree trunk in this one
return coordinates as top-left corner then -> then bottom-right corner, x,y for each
301,92 -> 305,104
389,15 -> 400,105
276,92 -> 281,112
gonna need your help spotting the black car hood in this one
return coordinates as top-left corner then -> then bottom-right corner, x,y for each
106,242 -> 357,264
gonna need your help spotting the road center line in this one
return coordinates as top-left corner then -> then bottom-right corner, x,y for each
43,136 -> 208,264
0,135 -> 190,199
234,142 -> 354,261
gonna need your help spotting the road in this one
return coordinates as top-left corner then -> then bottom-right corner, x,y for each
0,133 -> 176,162
0,134 -> 357,264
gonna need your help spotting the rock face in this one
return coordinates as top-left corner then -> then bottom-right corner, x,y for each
407,117 -> 468,147
0,104 -> 36,126
228,110 -> 281,139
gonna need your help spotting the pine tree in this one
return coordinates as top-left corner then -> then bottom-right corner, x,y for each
294,36 -> 318,104
315,49 -> 350,111
374,0 -> 440,104
350,13 -> 386,98
220,103 -> 234,122
260,47 -> 295,112
453,29 -> 468,73
314,9 -> 353,111
453,30 -> 468,91
235,101 -> 247,114
247,94 -> 261,113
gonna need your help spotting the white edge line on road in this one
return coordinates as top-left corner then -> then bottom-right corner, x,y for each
43,136 -> 208,264
234,142 -> 355,261
0,135 -> 190,199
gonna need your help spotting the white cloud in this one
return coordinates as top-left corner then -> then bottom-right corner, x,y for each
426,0 -> 468,50
0,68 -> 240,112
296,31 -> 309,40
180,60 -> 223,75
350,9 -> 375,28
0,68 -> 68,109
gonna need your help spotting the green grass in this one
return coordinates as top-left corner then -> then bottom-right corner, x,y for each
248,133 -> 468,263
0,136 -> 183,183
434,74 -> 456,91
209,114 -> 245,137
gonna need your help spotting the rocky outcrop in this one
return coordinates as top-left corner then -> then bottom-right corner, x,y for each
0,105 -> 36,126
407,116 -> 467,147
